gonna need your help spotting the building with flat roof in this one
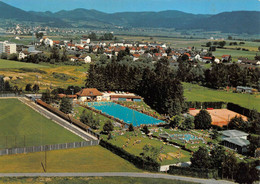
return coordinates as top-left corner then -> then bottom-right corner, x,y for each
220,130 -> 250,154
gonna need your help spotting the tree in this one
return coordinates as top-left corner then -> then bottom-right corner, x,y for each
211,129 -> 220,141
142,125 -> 150,134
169,115 -> 183,128
8,53 -> 18,61
80,109 -> 99,129
50,47 -> 60,62
228,116 -> 247,131
0,53 -> 7,59
190,147 -> 211,169
210,145 -> 225,173
103,120 -> 114,133
182,116 -> 194,130
32,84 -> 39,93
36,32 -> 44,39
25,84 -> 32,92
222,152 -> 238,180
206,42 -> 212,47
41,89 -> 52,104
128,123 -> 134,131
141,144 -> 160,161
194,109 -> 212,129
59,97 -> 72,114
0,75 -> 4,92
61,48 -> 68,62
4,81 -> 12,91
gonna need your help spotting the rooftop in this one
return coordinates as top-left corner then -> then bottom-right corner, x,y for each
221,130 -> 249,138
222,137 -> 250,147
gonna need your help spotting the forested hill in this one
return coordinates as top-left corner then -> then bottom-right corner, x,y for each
1,1 -> 260,34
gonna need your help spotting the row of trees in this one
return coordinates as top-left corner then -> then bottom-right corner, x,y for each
177,57 -> 260,90
191,146 -> 259,183
85,32 -> 114,41
86,56 -> 185,116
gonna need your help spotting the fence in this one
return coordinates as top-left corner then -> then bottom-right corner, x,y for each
0,140 -> 99,156
0,93 -> 24,97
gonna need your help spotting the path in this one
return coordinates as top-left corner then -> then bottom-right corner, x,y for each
18,97 -> 98,141
0,172 -> 236,184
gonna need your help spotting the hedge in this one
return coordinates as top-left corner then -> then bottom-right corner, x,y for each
186,101 -> 226,109
169,165 -> 218,179
227,102 -> 260,118
99,139 -> 160,172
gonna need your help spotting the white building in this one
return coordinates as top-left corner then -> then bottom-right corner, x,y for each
0,41 -> 17,54
84,56 -> 91,63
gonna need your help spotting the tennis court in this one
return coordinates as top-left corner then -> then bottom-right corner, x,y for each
189,109 -> 248,127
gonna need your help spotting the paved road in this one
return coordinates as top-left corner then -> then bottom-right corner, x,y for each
0,172 -> 235,184
18,97 -> 98,141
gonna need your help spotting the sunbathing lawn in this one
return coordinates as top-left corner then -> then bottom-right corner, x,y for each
0,99 -> 83,149
0,146 -> 140,173
104,131 -> 191,165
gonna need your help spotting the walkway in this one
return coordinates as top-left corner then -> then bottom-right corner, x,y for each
0,172 -> 236,184
18,97 -> 98,141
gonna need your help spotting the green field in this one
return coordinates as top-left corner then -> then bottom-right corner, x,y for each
104,131 -> 191,165
0,99 -> 83,149
0,146 -> 140,173
183,83 -> 260,111
0,59 -> 48,69
0,176 -> 197,184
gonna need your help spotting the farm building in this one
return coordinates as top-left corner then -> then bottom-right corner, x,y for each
220,130 -> 250,154
236,86 -> 253,93
76,88 -> 103,102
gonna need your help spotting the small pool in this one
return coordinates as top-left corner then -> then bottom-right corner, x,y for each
87,102 -> 164,126
170,134 -> 199,141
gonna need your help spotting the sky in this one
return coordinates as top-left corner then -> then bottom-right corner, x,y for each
1,0 -> 260,14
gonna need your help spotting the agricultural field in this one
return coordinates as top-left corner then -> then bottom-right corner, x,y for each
0,59 -> 89,90
0,146 -> 140,173
0,99 -> 83,149
103,131 -> 191,165
183,82 -> 260,111
0,176 -> 196,184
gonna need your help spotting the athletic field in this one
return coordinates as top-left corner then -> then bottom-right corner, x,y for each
0,99 -> 83,149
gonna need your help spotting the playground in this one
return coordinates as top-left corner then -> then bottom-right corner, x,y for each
189,109 -> 248,127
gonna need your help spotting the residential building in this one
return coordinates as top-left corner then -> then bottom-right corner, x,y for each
76,88 -> 103,102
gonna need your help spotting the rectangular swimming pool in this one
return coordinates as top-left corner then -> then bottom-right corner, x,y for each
87,102 -> 164,126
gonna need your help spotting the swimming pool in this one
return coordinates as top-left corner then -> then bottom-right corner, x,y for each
87,102 -> 164,126
170,134 -> 199,141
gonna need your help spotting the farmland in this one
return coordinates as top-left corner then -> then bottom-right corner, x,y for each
0,99 -> 83,149
0,146 -> 140,173
183,82 -> 260,111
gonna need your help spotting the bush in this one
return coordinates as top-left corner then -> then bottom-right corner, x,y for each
52,72 -> 77,81
186,101 -> 226,109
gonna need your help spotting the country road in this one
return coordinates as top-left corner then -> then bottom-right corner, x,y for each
0,172 -> 235,184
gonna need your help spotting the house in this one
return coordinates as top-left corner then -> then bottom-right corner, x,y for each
84,56 -> 91,63
76,88 -> 103,102
236,86 -> 253,93
241,60 -> 260,65
220,130 -> 250,154
70,56 -> 78,62
221,55 -> 232,62
18,51 -> 29,60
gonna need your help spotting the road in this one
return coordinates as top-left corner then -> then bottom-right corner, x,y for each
0,172 -> 235,184
18,97 -> 98,141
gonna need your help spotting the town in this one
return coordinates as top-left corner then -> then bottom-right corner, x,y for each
0,1 -> 259,184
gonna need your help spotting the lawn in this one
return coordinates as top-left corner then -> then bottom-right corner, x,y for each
0,99 -> 83,149
0,176 -> 197,184
183,82 -> 260,111
212,48 -> 258,60
0,59 -> 48,69
0,146 -> 140,173
104,131 -> 191,165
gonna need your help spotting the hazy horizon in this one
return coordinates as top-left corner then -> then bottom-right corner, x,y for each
1,0 -> 260,14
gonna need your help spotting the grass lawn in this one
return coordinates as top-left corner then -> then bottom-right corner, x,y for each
183,82 -> 260,111
212,49 -> 258,60
0,146 -> 140,173
0,99 -> 83,149
105,131 -> 191,165
0,176 -> 197,184
0,59 -> 48,69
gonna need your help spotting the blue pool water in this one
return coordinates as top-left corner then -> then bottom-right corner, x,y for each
87,102 -> 164,126
170,134 -> 199,141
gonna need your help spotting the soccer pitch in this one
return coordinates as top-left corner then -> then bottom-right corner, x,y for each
0,99 -> 83,149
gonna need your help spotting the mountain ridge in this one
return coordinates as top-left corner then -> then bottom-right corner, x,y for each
0,1 -> 259,34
